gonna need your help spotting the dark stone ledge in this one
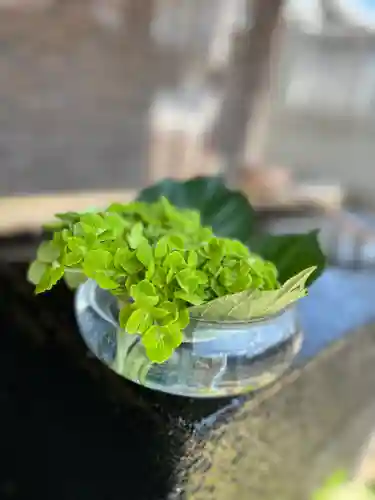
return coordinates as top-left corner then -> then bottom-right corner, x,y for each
2,246 -> 375,499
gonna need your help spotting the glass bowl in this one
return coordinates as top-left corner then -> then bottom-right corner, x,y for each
75,280 -> 302,398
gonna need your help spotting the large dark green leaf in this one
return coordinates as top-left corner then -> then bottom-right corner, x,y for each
137,176 -> 256,242
137,176 -> 325,286
249,230 -> 326,285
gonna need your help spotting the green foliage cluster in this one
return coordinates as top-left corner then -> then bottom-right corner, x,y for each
137,176 -> 326,286
27,197 -> 289,363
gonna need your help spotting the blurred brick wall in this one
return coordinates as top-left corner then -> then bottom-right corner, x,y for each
0,0 -> 53,8
0,0 -> 126,24
0,1 -> 282,195
0,0 -> 155,194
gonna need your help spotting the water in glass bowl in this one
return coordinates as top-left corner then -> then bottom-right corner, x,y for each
75,280 -> 302,398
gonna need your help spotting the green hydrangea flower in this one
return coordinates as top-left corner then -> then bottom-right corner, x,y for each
28,197 -> 316,363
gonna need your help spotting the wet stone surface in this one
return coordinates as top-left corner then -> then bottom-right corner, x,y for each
2,245 -> 375,499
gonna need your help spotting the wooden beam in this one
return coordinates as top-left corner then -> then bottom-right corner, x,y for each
0,190 -> 136,234
0,180 -> 344,237
210,0 -> 284,169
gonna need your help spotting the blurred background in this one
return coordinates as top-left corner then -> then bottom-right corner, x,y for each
2,0 -> 375,210
2,2 -> 375,498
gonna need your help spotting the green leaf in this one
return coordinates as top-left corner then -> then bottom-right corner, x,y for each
250,231 -> 325,285
187,250 -> 198,267
127,222 -> 145,249
64,270 -> 86,289
43,220 -> 66,231
106,202 -> 127,213
134,293 -> 159,309
144,343 -> 174,364
130,280 -> 159,308
131,280 -> 157,297
136,241 -> 153,267
49,265 -> 65,286
55,212 -> 81,224
163,323 -> 184,348
122,255 -> 143,275
119,304 -> 132,329
206,239 -> 225,261
141,325 -> 181,363
35,275 -> 52,294
114,248 -> 128,269
163,251 -> 185,271
80,213 -> 105,232
278,267 -> 316,294
176,269 -> 199,293
104,213 -> 127,236
177,308 -> 190,329
223,238 -> 250,257
64,248 -> 84,267
113,247 -> 141,274
145,259 -> 156,280
157,301 -> 179,320
150,306 -> 170,320
37,241 -> 60,263
97,230 -> 116,242
126,309 -> 151,335
27,261 -> 48,285
155,237 -> 168,259
34,264 -> 64,294
175,291 -> 206,306
190,267 -> 316,321
168,234 -> 184,250
166,268 -> 175,284
210,277 -> 226,297
83,249 -> 112,276
149,267 -> 166,287
66,237 -> 84,252
94,272 -> 118,290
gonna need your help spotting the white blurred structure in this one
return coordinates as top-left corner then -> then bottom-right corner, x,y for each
281,0 -> 375,115
285,0 -> 375,32
91,0 -> 125,30
150,84 -> 221,181
151,0 -> 247,69
284,0 -> 325,33
334,0 -> 375,31
208,0 -> 247,69
266,0 -> 375,200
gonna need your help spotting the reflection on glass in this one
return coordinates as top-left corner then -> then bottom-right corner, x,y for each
75,279 -> 302,398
